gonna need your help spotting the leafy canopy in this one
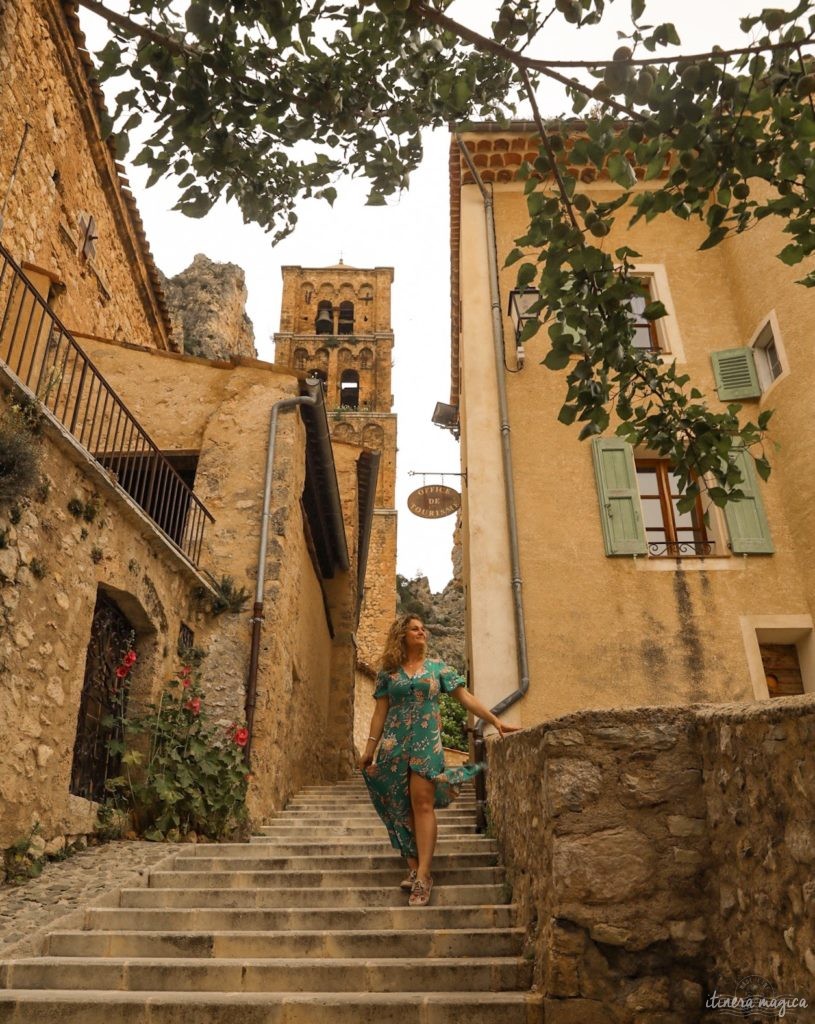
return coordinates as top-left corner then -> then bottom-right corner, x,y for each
81,0 -> 815,505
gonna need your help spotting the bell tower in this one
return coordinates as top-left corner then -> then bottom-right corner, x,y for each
274,262 -> 397,708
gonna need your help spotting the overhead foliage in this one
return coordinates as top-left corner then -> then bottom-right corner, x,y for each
80,0 -> 815,505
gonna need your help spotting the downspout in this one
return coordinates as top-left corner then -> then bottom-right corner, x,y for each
244,387 -> 318,764
456,135 -> 530,829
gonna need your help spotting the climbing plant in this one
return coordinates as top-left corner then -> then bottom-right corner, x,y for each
79,0 -> 815,504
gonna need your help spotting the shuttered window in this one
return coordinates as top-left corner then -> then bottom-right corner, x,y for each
723,448 -> 774,554
591,438 -> 647,556
711,348 -> 761,400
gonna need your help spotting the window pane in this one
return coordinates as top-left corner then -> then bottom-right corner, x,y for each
631,324 -> 654,349
636,468 -> 659,496
766,339 -> 783,379
642,496 -> 666,529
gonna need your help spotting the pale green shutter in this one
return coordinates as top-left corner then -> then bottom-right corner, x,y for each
711,348 -> 761,400
591,438 -> 647,556
724,448 -> 774,554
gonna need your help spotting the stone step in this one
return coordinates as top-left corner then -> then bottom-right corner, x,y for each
0,955 -> 532,993
267,810 -> 477,824
168,851 -> 499,872
242,837 -> 494,853
81,905 -> 517,932
118,883 -> 507,909
0,989 -> 543,1023
146,866 -> 505,889
46,927 -> 526,960
253,823 -> 478,838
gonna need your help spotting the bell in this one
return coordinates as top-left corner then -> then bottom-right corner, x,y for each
315,308 -> 333,334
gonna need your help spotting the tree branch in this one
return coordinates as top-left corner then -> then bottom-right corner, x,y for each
74,0 -> 198,58
414,4 -> 811,69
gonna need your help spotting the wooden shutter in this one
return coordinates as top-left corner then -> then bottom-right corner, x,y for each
724,448 -> 774,554
591,438 -> 647,556
711,348 -> 761,400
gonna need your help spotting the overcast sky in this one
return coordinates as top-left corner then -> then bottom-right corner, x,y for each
81,0 -> 778,590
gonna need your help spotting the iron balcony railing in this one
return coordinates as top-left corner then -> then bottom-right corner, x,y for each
0,242 -> 213,567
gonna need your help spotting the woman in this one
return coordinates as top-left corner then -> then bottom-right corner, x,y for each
359,614 -> 519,907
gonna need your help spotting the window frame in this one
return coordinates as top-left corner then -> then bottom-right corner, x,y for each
749,312 -> 788,395
628,264 -> 687,363
635,457 -> 712,558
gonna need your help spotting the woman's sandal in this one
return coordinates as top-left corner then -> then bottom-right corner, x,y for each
400,869 -> 418,892
408,876 -> 433,907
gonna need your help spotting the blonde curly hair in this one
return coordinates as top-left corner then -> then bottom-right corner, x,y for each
380,614 -> 425,673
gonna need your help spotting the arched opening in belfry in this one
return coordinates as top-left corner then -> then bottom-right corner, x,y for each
315,300 -> 333,334
309,367 -> 328,384
338,301 -> 354,335
340,370 -> 360,409
293,347 -> 308,370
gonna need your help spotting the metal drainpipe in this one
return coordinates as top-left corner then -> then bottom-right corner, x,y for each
244,389 -> 317,765
456,135 -> 530,829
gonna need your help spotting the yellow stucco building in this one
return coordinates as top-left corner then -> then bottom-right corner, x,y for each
450,124 -> 815,727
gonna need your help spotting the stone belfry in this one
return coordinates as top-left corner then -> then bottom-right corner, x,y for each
274,262 -> 397,685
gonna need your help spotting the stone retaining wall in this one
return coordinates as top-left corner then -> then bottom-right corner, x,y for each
487,695 -> 815,1023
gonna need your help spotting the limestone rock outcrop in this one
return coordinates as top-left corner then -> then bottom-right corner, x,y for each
160,255 -> 256,361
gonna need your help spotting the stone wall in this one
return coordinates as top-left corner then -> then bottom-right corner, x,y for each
487,696 -> 815,1023
0,0 -> 171,350
160,255 -> 256,361
0,382 -> 204,851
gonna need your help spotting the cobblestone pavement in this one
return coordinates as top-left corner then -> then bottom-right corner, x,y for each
0,840 -> 182,959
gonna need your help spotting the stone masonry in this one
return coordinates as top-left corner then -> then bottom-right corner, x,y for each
487,694 -> 815,1023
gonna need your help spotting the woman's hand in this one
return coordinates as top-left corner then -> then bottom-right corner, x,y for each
358,749 -> 374,771
492,719 -> 522,739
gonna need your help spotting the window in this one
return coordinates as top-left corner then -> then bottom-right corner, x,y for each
339,370 -> 360,409
753,322 -> 783,391
591,438 -> 773,558
338,301 -> 354,335
630,290 -> 659,351
635,459 -> 711,557
293,347 -> 308,370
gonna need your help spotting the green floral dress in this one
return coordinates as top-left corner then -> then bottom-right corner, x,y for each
363,659 -> 482,859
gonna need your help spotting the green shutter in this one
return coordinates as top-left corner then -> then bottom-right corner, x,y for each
724,448 -> 774,554
711,348 -> 761,400
591,438 -> 647,556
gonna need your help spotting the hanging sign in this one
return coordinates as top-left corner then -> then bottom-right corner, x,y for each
407,485 -> 461,519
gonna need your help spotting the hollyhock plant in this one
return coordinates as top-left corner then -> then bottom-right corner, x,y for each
103,665 -> 249,842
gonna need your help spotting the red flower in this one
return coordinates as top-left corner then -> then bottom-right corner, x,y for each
181,677 -> 192,689
185,696 -> 201,715
123,651 -> 137,667
179,665 -> 191,676
115,665 -> 129,679
234,727 -> 249,747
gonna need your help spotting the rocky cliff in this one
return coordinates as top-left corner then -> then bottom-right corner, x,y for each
161,255 -> 256,361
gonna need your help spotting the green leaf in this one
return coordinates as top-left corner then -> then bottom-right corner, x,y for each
778,244 -> 805,266
543,348 -> 571,371
185,2 -> 210,36
516,263 -> 536,287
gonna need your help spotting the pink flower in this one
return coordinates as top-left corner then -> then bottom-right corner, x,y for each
123,651 -> 137,667
179,665 -> 191,677
181,677 -> 192,689
115,665 -> 129,679
185,696 -> 201,715
234,727 -> 249,747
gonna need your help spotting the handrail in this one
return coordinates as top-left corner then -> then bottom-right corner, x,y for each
0,242 -> 213,567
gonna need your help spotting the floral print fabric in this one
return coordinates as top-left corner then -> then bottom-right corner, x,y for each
363,659 -> 482,859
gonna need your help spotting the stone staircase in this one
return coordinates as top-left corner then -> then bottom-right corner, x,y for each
0,775 -> 542,1021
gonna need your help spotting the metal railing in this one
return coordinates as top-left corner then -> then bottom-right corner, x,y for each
647,539 -> 715,558
0,242 -> 213,567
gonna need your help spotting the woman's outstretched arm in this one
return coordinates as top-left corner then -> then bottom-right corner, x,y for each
451,686 -> 521,738
358,695 -> 390,769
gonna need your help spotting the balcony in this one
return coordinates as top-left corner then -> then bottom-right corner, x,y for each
0,242 -> 213,567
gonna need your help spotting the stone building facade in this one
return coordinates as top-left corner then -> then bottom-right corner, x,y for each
0,0 -> 374,852
451,125 -> 815,726
274,264 -> 398,751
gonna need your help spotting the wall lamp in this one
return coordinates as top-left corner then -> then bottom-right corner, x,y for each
431,401 -> 460,439
507,288 -> 540,345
